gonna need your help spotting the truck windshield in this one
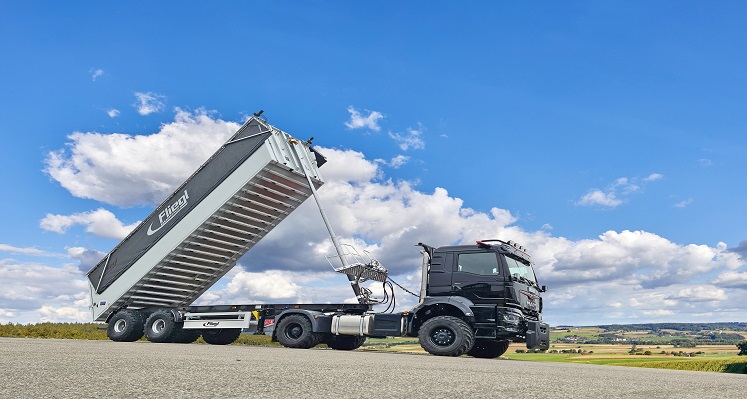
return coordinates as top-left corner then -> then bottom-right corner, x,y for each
504,256 -> 538,286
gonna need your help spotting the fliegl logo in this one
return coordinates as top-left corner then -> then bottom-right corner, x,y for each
146,190 -> 189,236
203,321 -> 220,327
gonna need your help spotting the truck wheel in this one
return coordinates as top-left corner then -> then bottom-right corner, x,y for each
107,309 -> 145,342
276,314 -> 322,349
468,339 -> 510,358
201,329 -> 241,345
172,329 -> 200,344
144,310 -> 180,343
325,335 -> 366,351
418,315 -> 475,357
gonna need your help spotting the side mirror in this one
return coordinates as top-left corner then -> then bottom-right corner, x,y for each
541,285 -> 548,293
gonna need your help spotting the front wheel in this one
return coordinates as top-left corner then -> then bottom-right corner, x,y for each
418,316 -> 475,357
275,315 -> 323,349
468,339 -> 510,358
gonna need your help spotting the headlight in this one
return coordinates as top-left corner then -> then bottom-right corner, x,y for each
503,313 -> 521,325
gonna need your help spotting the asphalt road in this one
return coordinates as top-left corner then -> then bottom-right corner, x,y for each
0,337 -> 743,399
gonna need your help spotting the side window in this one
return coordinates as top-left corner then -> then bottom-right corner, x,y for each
457,253 -> 500,276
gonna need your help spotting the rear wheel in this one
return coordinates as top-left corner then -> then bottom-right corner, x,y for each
325,335 -> 366,351
276,315 -> 322,349
172,329 -> 200,344
107,309 -> 145,342
144,310 -> 180,343
418,316 -> 475,357
201,329 -> 241,345
468,339 -> 510,358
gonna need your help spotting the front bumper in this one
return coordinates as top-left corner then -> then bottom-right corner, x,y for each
525,320 -> 550,350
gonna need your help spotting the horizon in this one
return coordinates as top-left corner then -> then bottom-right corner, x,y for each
1,2 -> 746,326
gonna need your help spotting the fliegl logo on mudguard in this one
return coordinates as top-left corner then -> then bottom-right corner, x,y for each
203,321 -> 220,327
147,190 -> 190,236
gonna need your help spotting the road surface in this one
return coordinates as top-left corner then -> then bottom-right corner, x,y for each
0,337 -> 743,398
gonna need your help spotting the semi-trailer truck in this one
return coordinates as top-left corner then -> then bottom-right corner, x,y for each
88,114 -> 549,357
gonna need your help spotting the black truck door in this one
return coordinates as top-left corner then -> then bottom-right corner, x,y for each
451,251 -> 505,302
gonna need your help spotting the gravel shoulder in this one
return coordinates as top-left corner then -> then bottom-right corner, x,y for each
0,337 -> 743,399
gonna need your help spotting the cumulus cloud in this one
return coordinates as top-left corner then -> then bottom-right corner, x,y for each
44,108 -> 240,207
40,208 -> 139,240
0,260 -> 89,322
29,111 -> 747,325
576,174 -> 661,209
389,124 -> 425,151
133,91 -> 166,115
344,106 -> 384,131
107,108 -> 120,118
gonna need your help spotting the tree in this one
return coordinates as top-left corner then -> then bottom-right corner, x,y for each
737,341 -> 747,356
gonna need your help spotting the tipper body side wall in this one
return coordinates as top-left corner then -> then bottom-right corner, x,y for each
87,118 -> 324,322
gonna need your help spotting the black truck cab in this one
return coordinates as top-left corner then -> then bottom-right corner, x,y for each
407,240 -> 550,356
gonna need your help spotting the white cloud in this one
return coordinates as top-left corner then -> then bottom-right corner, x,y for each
344,106 -> 384,131
44,108 -> 240,207
107,108 -> 120,118
39,306 -> 89,322
133,91 -> 166,115
40,208 -> 139,240
697,158 -> 713,166
643,173 -> 664,182
90,68 -> 104,81
667,285 -> 727,302
0,244 -> 63,257
0,260 -> 89,322
389,124 -> 425,151
576,174 -> 662,209
673,199 -> 693,208
376,155 -> 410,169
713,271 -> 747,289
27,111 -> 747,326
577,189 -> 623,208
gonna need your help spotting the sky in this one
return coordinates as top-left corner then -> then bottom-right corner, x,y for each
1,1 -> 746,326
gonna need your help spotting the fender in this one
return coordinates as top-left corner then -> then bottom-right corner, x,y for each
408,296 -> 477,335
271,309 -> 332,341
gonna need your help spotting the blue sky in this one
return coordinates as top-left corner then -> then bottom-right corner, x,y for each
1,2 -> 746,325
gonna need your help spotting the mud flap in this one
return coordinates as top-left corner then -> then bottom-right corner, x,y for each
526,321 -> 550,350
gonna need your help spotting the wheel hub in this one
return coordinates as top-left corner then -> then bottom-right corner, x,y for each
287,324 -> 303,340
432,328 -> 455,346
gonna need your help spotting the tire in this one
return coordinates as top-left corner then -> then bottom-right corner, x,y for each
172,329 -> 200,344
325,335 -> 367,351
107,309 -> 145,342
275,314 -> 323,349
144,310 -> 180,343
468,339 -> 510,358
201,329 -> 241,345
418,316 -> 475,357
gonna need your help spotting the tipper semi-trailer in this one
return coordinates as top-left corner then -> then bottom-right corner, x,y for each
89,114 -> 550,357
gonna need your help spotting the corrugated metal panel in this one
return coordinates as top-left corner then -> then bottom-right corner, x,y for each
89,117 -> 324,321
